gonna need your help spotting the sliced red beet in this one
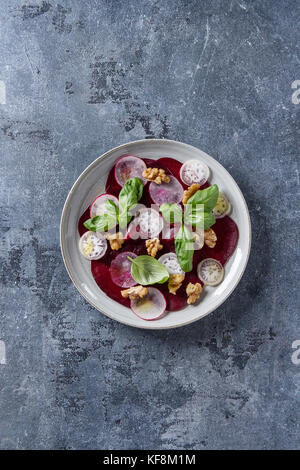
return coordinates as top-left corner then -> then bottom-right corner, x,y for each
91,260 -> 130,307
159,272 -> 201,311
78,207 -> 90,237
105,164 -> 122,197
79,157 -> 239,314
192,217 -> 239,268
156,157 -> 183,180
109,251 -> 137,288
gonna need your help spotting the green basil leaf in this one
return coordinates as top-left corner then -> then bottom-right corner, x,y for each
175,225 -> 194,272
187,184 -> 219,211
184,205 -> 216,230
202,212 -> 216,230
119,177 -> 143,229
128,255 -> 169,285
160,203 -> 183,223
118,210 -> 133,230
83,214 -> 116,232
184,204 -> 203,228
105,198 -> 119,217
119,177 -> 143,211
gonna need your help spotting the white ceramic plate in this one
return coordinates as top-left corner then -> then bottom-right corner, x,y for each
60,139 -> 251,329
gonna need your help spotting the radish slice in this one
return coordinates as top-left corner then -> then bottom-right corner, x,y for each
197,258 -> 224,286
109,252 -> 138,288
158,252 -> 184,275
212,192 -> 231,218
90,193 -> 119,218
114,155 -> 147,186
135,208 -> 163,238
149,175 -> 183,205
180,159 -> 209,186
79,231 -> 107,260
131,287 -> 166,320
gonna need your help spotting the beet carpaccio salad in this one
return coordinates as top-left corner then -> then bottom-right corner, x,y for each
78,155 -> 239,321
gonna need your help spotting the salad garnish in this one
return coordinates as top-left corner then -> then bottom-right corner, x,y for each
159,184 -> 219,272
186,184 -> 219,210
128,255 -> 169,286
83,213 -> 116,232
159,203 -> 182,224
84,176 -> 143,231
174,225 -> 194,273
118,177 -> 143,228
186,282 -> 203,304
78,155 -> 239,320
168,273 -> 185,295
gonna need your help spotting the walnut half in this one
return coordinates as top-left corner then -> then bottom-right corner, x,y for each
142,167 -> 170,184
106,232 -> 125,250
145,238 -> 163,257
182,183 -> 200,204
168,273 -> 185,295
186,282 -> 202,304
121,285 -> 148,300
204,228 -> 217,248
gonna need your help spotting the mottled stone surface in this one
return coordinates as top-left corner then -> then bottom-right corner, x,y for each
0,0 -> 299,450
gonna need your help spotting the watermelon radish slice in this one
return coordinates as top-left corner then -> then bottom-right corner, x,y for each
134,208 -> 163,238
197,258 -> 224,286
149,175 -> 183,205
130,287 -> 166,320
212,192 -> 231,218
114,155 -> 147,186
158,252 -> 184,275
109,252 -> 138,288
79,231 -> 107,260
180,159 -> 209,186
90,193 -> 119,218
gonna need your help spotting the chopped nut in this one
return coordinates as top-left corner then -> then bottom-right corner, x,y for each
145,237 -> 163,257
106,231 -> 125,250
168,273 -> 185,295
186,282 -> 202,304
204,228 -> 217,248
142,167 -> 170,184
182,183 -> 200,204
121,285 -> 148,300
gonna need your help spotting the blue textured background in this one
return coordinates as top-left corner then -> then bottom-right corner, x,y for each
0,0 -> 299,450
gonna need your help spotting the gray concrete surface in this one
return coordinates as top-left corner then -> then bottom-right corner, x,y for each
0,0 -> 299,450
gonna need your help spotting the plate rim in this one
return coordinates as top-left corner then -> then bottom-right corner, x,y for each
60,138 -> 252,329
